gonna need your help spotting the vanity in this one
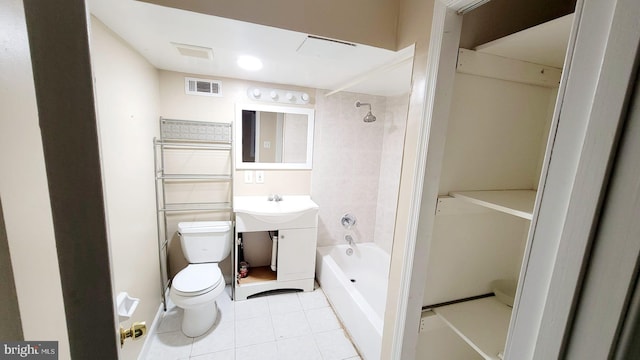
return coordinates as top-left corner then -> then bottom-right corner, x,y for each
233,195 -> 319,300
232,102 -> 318,300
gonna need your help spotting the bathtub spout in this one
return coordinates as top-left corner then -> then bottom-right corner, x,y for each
345,234 -> 354,245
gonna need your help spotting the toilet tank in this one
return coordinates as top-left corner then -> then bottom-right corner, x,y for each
177,221 -> 233,263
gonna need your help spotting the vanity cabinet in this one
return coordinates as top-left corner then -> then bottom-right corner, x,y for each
276,228 -> 317,282
233,196 -> 319,300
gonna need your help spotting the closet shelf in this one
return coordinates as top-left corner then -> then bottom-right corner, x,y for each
433,296 -> 511,360
449,190 -> 536,220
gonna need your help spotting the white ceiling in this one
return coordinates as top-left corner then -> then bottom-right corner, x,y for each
87,0 -> 414,97
475,14 -> 574,69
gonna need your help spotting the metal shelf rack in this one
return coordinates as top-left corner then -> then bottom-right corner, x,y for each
153,117 -> 233,309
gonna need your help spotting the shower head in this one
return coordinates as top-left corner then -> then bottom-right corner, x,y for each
363,111 -> 377,123
355,101 -> 377,123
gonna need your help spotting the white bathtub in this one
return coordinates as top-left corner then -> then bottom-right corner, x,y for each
316,243 -> 390,360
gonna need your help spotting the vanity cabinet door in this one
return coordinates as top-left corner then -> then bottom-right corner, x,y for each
277,228 -> 317,282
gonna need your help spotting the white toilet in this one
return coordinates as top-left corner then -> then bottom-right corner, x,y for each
170,221 -> 232,337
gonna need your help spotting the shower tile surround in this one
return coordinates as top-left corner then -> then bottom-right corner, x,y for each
145,287 -> 361,360
312,90 -> 408,253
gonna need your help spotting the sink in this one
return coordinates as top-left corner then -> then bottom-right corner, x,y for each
233,195 -> 319,224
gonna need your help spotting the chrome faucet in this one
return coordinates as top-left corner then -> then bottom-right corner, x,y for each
345,234 -> 354,245
268,194 -> 283,202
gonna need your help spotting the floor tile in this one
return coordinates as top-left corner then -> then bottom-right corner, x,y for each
267,292 -> 303,315
276,335 -> 322,360
305,307 -> 342,334
235,342 -> 277,360
235,297 -> 269,320
190,320 -> 235,357
235,315 -> 275,348
144,331 -> 193,360
298,289 -> 330,310
215,292 -> 235,324
146,286 -> 359,360
189,349 -> 234,360
314,329 -> 358,360
271,310 -> 312,340
157,306 -> 184,334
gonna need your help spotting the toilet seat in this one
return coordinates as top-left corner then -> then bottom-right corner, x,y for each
172,263 -> 223,297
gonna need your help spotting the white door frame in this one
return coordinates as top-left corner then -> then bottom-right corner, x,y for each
389,1 -> 492,358
515,0 -> 640,358
394,0 -> 639,358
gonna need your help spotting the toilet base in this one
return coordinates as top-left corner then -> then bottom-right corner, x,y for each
181,300 -> 219,337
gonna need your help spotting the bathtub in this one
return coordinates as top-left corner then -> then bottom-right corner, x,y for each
316,243 -> 390,360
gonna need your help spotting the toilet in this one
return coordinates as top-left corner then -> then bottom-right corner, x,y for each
170,221 -> 232,337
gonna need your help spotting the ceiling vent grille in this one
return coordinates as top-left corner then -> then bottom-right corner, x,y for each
185,77 -> 222,97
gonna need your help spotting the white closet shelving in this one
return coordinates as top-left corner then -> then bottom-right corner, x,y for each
420,12 -> 574,360
434,296 -> 511,360
154,118 -> 233,308
449,189 -> 536,220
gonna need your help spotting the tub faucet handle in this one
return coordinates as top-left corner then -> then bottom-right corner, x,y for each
341,213 -> 357,229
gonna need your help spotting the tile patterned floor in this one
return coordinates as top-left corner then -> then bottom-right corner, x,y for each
144,286 -> 361,360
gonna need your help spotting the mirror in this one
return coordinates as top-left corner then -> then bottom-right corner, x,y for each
235,103 -> 315,169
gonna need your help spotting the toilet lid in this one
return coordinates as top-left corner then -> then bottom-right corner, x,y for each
172,263 -> 222,294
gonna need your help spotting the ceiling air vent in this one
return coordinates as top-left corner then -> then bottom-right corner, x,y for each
185,77 -> 222,97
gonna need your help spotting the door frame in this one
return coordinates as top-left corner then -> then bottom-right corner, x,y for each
393,0 -> 640,358
22,0 -> 120,357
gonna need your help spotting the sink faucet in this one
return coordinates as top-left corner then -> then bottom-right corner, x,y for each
268,194 -> 283,202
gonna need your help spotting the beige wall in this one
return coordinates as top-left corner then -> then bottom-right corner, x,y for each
375,94 -> 409,254
0,199 -> 22,340
383,0 -> 436,358
0,0 -> 70,357
159,71 -> 314,278
158,70 -> 314,196
312,91 -> 387,247
140,0 -> 399,51
258,111 -> 278,163
90,17 -> 161,359
312,90 -> 408,253
282,113 -> 308,163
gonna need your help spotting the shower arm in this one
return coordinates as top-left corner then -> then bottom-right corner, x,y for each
355,101 -> 372,111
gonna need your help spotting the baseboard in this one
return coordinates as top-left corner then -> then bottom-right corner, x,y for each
137,301 -> 164,360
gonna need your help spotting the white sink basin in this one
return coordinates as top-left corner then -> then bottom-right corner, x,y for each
233,195 -> 319,224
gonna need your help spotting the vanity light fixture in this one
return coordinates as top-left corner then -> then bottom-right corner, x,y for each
247,86 -> 311,105
237,55 -> 263,71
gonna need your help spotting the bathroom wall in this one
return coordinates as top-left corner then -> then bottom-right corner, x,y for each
159,70 -> 315,196
0,199 -> 22,340
90,17 -> 161,360
383,0 -> 436,357
158,70 -> 315,278
375,94 -> 409,253
0,0 -> 70,356
312,90 -> 408,251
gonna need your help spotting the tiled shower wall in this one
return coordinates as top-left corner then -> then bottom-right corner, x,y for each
374,94 -> 408,253
312,90 -> 408,253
